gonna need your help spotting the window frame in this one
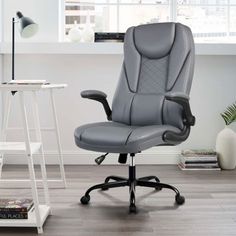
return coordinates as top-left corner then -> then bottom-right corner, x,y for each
63,0 -> 236,43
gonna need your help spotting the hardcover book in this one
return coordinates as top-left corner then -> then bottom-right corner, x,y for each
0,199 -> 34,213
178,163 -> 221,171
180,156 -> 218,163
95,32 -> 125,42
181,149 -> 217,156
179,149 -> 220,170
0,212 -> 28,219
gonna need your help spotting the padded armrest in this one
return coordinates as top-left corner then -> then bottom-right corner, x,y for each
165,92 -> 195,126
81,90 -> 112,120
165,92 -> 189,101
81,90 -> 107,99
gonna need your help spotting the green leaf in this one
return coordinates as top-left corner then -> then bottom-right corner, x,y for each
221,101 -> 236,125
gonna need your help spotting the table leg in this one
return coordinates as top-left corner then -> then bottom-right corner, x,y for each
19,92 -> 42,234
0,91 -> 12,178
32,92 -> 50,207
50,89 -> 66,188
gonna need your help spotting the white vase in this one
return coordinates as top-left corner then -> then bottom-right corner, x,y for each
68,21 -> 82,42
216,127 -> 236,170
82,11 -> 94,42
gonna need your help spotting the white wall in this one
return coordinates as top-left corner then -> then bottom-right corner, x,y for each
1,54 -> 236,164
1,0 -> 236,165
184,55 -> 236,148
0,55 -> 2,134
0,0 -> 3,131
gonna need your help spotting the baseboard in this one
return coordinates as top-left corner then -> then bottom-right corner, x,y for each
2,149 -> 180,165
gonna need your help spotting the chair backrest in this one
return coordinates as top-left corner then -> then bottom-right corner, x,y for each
112,22 -> 195,130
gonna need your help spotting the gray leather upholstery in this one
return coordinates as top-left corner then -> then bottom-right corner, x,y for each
74,22 -> 195,154
75,122 -> 180,153
134,23 -> 175,59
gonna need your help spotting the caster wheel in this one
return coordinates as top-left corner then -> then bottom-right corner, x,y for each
80,195 -> 90,205
129,204 -> 137,214
175,194 -> 185,205
155,187 -> 162,191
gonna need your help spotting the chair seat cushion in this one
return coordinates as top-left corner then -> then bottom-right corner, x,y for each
74,122 -> 180,153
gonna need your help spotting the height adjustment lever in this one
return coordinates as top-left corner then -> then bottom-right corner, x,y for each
95,153 -> 109,165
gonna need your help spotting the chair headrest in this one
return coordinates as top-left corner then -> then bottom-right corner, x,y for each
133,23 -> 176,59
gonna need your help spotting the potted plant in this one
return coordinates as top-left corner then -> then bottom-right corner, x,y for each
216,102 -> 236,170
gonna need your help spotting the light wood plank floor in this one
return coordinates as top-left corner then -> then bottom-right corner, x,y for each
1,165 -> 236,236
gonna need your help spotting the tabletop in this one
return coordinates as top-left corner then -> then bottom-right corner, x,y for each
0,83 -> 67,91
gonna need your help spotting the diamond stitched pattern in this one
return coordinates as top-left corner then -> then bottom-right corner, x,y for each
138,56 -> 168,94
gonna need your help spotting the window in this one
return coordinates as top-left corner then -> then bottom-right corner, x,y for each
64,0 -> 236,43
64,0 -> 170,36
177,0 -> 236,42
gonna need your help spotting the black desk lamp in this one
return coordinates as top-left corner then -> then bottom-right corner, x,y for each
12,11 -> 38,80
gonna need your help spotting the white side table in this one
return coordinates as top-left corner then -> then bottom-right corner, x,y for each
0,83 -> 67,189
0,83 -> 59,233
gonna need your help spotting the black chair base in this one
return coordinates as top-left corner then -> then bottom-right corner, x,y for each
80,165 -> 185,213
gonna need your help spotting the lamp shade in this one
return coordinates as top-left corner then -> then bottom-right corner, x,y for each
16,11 -> 38,38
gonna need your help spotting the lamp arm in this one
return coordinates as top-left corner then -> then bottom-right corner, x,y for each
11,18 -> 17,95
11,18 -> 19,81
12,17 -> 15,81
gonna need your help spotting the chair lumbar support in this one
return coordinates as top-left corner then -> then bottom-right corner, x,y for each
80,154 -> 185,213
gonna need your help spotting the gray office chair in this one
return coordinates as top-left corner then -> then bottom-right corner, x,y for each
74,22 -> 195,213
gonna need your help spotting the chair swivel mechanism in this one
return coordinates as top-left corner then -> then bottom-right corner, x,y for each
74,22 -> 195,213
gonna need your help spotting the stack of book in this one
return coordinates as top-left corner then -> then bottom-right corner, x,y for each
95,32 -> 125,42
0,199 -> 34,219
179,149 -> 220,170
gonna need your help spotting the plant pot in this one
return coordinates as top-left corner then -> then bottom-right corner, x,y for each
216,127 -> 236,170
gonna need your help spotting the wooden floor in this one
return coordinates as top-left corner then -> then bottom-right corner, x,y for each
1,165 -> 236,236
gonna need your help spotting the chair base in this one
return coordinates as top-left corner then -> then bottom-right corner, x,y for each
80,158 -> 185,213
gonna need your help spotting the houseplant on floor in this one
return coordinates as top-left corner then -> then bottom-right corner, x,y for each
216,102 -> 236,170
